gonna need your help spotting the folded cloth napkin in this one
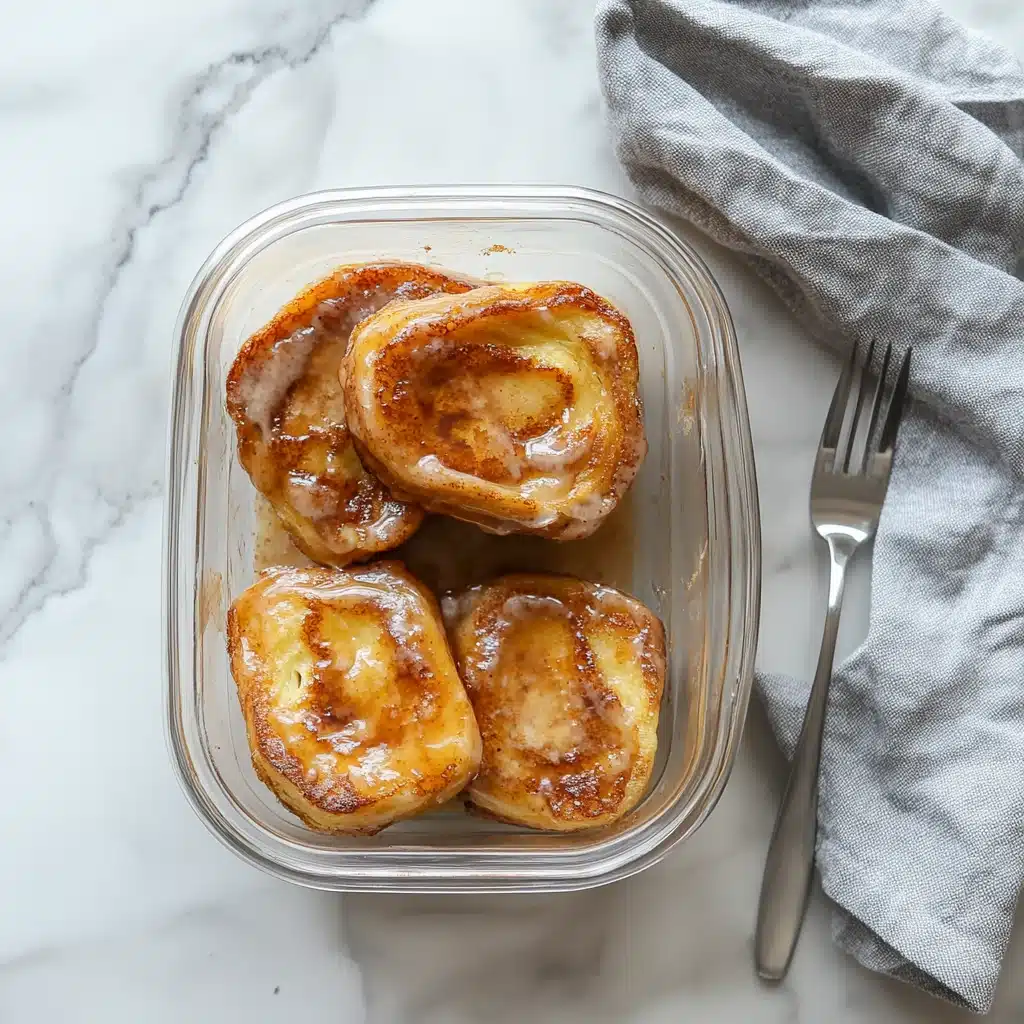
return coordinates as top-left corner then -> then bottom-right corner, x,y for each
596,0 -> 1024,1012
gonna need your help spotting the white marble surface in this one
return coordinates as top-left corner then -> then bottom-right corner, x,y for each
2,0 -> 1023,1020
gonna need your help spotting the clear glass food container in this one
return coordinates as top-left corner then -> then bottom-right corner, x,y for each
164,185 -> 760,892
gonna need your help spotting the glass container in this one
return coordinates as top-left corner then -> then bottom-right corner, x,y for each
164,186 -> 760,892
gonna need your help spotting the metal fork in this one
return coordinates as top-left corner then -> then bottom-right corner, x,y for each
754,339 -> 912,981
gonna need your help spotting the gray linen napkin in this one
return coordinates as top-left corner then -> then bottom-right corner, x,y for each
596,0 -> 1024,1012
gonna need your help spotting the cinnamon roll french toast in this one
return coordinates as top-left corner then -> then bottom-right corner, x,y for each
443,573 -> 665,831
341,281 -> 646,540
227,562 -> 482,834
226,262 -> 476,566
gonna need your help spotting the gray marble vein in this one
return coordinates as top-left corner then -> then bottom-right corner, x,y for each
0,0 -> 373,652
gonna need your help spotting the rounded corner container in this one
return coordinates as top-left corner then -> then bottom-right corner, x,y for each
163,185 -> 760,892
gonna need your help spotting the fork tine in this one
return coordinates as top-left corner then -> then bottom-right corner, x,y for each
819,344 -> 857,451
878,347 -> 912,453
861,340 -> 892,470
840,337 -> 875,472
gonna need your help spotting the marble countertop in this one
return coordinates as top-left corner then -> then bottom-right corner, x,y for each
4,0 -> 1024,1020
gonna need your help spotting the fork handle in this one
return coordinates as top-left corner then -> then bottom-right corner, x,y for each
755,536 -> 853,980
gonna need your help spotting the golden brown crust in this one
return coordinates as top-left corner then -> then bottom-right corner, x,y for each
443,572 -> 665,831
225,262 -> 476,566
341,281 -> 647,540
227,561 -> 482,835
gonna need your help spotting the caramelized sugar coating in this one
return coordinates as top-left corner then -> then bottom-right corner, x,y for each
226,262 -> 476,566
444,573 -> 666,831
342,281 -> 646,540
227,562 -> 482,835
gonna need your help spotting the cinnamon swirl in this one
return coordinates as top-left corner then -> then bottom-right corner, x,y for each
341,281 -> 646,540
443,573 -> 665,831
227,562 -> 482,834
226,262 -> 476,565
